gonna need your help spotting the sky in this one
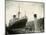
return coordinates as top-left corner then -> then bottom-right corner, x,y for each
6,0 -> 44,26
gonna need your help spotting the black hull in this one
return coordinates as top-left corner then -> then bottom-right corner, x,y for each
8,18 -> 27,29
6,18 -> 27,34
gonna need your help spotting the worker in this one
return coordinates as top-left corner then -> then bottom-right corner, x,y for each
9,15 -> 18,26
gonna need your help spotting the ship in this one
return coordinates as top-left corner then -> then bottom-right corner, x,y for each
8,17 -> 27,29
6,3 -> 28,34
6,17 -> 27,34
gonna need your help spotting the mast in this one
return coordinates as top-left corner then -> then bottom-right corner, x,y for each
24,9 -> 27,19
25,11 -> 26,18
18,2 -> 20,19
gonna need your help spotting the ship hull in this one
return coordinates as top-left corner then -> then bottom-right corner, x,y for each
9,18 -> 27,29
6,18 -> 27,34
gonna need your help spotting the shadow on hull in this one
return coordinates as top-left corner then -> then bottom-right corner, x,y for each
6,18 -> 27,34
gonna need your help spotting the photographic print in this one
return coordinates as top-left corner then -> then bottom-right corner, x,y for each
5,0 -> 44,35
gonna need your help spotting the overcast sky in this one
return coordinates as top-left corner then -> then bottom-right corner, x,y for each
6,0 -> 44,26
